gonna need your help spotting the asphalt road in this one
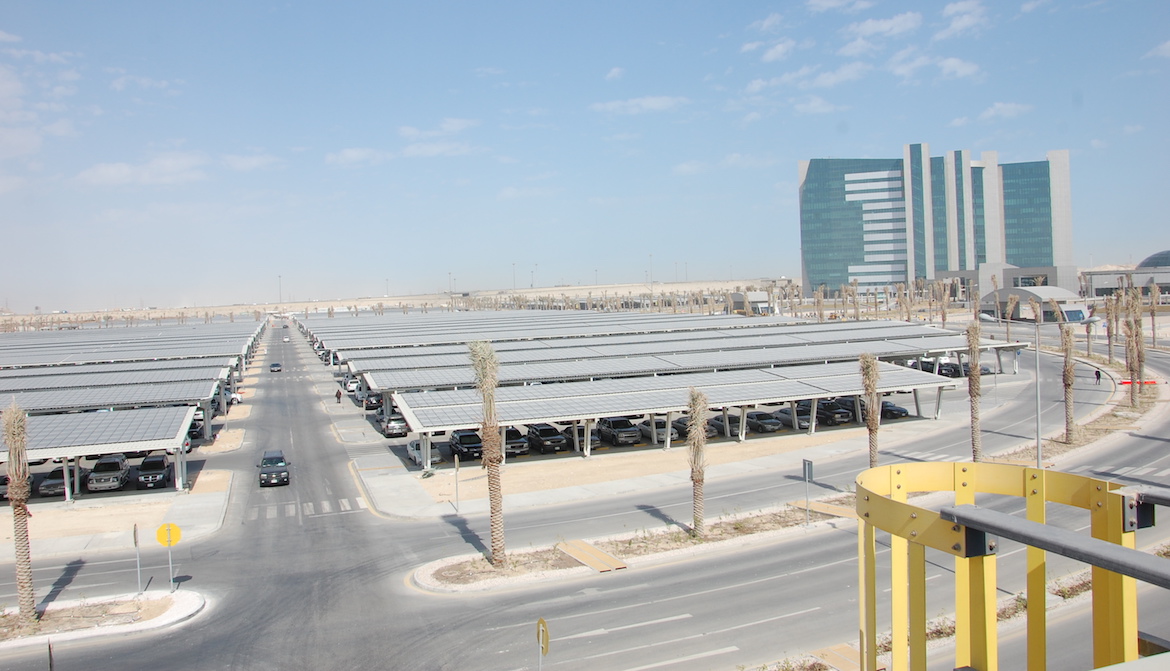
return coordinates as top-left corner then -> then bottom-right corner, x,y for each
2,330 -> 1168,670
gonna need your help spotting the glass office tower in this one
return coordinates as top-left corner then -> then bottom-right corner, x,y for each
798,144 -> 1071,294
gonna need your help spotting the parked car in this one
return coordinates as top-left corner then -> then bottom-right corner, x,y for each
448,429 -> 483,460
857,398 -> 911,420
257,450 -> 291,486
796,399 -> 853,425
708,414 -> 742,435
136,454 -> 173,489
745,411 -> 784,433
87,454 -> 131,492
597,417 -> 641,446
363,393 -> 383,411
527,423 -> 569,454
229,391 -> 244,405
672,413 -> 718,438
504,427 -> 530,457
37,468 -> 74,497
406,440 -> 443,467
166,437 -> 193,455
638,418 -> 680,442
772,407 -> 811,430
187,421 -> 203,438
381,413 -> 409,438
345,378 -> 361,392
269,362 -> 282,372
560,423 -> 600,449
962,362 -> 994,376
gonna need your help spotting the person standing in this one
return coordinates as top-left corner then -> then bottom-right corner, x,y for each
1095,369 -> 1102,385
336,389 -> 343,403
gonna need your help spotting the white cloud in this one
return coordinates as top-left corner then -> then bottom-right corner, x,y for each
761,38 -> 797,62
222,154 -> 280,171
792,95 -> 844,114
742,111 -> 762,124
807,61 -> 871,88
1123,124 -> 1144,134
590,96 -> 689,114
750,13 -> 784,33
109,73 -> 172,92
807,0 -> 874,12
949,116 -> 969,127
979,101 -> 1032,120
76,152 -> 208,185
934,1 -> 989,41
398,118 -> 479,140
1020,0 -> 1049,12
1145,41 -> 1170,58
745,65 -> 819,93
0,65 -> 25,109
605,67 -> 624,80
40,119 -> 74,137
325,147 -> 390,167
888,47 -> 934,80
740,41 -> 764,53
400,141 -> 474,158
1090,139 -> 1107,149
0,30 -> 21,42
672,160 -> 705,175
497,185 -> 557,200
938,57 -> 980,78
838,37 -> 877,57
0,126 -> 41,159
4,49 -> 75,64
845,12 -> 922,38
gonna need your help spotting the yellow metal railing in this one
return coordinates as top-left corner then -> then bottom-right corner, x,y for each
855,462 -> 1140,671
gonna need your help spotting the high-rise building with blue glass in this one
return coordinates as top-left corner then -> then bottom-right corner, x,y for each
798,144 -> 1073,294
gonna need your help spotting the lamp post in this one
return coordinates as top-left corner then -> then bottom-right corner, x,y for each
979,312 -> 1100,468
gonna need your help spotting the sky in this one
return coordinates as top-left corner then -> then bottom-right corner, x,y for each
1,1 -> 1167,314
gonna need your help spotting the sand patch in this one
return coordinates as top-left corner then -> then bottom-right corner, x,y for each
198,429 -> 245,454
0,502 -> 170,542
189,469 -> 230,493
414,427 -> 861,503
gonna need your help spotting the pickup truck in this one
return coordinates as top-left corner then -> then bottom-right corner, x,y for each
87,454 -> 130,491
597,417 -> 641,446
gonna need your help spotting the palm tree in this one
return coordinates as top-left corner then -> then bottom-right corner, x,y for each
966,323 -> 983,462
687,387 -> 708,538
1061,325 -> 1077,442
469,341 -> 506,567
1105,293 -> 1118,364
1005,294 -> 1021,342
991,275 -> 1000,321
4,401 -> 38,628
860,353 -> 880,468
1123,319 -> 1138,407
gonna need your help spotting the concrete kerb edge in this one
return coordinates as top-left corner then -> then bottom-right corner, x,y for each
410,503 -> 857,594
0,590 -> 209,651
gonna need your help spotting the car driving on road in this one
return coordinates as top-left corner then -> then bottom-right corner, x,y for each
257,450 -> 290,486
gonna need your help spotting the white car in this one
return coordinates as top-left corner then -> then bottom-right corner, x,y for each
638,418 -> 679,442
229,391 -> 243,405
283,336 -> 290,343
406,440 -> 443,467
345,378 -> 361,392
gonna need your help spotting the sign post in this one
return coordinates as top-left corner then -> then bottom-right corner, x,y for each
802,459 -> 814,527
454,453 -> 460,513
156,523 -> 182,592
134,524 -> 142,593
536,617 -> 550,669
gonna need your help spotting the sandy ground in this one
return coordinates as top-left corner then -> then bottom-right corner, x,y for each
199,428 -> 245,455
0,470 -> 230,542
414,425 -> 867,504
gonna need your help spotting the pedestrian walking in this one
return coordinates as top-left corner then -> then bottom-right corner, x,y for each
1095,370 -> 1101,385
336,389 -> 343,403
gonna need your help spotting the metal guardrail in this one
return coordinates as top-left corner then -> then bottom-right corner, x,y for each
855,462 -> 1170,671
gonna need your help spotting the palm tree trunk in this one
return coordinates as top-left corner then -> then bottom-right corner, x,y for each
469,342 -> 506,567
966,324 -> 982,462
1062,325 -> 1076,442
4,401 -> 38,627
859,353 -> 880,467
687,388 -> 708,538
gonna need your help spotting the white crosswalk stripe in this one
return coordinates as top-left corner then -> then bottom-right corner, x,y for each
303,502 -> 315,515
320,500 -> 333,514
266,506 -> 277,519
1070,465 -> 1093,473
285,503 -> 297,516
356,498 -> 368,509
339,499 -> 351,511
1131,467 -> 1155,476
248,498 -> 369,522
1157,468 -> 1170,478
247,508 -> 258,521
1113,466 -> 1136,475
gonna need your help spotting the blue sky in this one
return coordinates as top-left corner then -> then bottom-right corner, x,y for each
1,1 -> 1167,313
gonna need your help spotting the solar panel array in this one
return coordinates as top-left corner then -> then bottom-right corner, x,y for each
0,406 -> 195,461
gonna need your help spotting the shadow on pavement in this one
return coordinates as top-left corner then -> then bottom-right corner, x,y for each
39,558 -> 85,609
636,503 -> 682,528
441,514 -> 487,555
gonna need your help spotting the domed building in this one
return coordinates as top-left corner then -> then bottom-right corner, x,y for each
1081,250 -> 1170,299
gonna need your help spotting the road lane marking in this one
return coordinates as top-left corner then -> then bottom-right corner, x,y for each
321,500 -> 333,514
1114,466 -> 1136,475
265,506 -> 277,520
1132,467 -> 1155,476
1157,468 -> 1170,477
557,614 -> 692,641
247,508 -> 258,521
620,646 -> 739,671
285,503 -> 297,517
339,499 -> 352,511
303,502 -> 315,515
356,498 -> 368,509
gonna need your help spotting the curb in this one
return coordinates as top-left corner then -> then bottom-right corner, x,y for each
0,590 -> 208,651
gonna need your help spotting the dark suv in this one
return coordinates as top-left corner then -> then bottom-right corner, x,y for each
527,423 -> 568,454
257,450 -> 291,486
797,399 -> 853,426
597,417 -> 640,446
449,430 -> 483,460
136,454 -> 173,490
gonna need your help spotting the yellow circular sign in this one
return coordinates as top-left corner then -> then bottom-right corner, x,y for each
156,523 -> 182,547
